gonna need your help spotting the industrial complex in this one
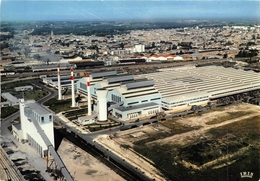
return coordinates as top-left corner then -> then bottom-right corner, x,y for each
4,63 -> 260,181
42,64 -> 260,123
1,14 -> 260,181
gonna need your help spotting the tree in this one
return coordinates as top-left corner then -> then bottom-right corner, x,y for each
172,44 -> 177,50
120,43 -> 124,50
223,53 -> 228,58
33,54 -> 41,60
0,41 -> 9,50
152,42 -> 155,48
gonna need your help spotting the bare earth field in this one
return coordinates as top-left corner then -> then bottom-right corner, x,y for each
58,139 -> 125,181
94,103 -> 260,181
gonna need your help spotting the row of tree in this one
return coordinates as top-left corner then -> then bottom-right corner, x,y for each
236,50 -> 259,58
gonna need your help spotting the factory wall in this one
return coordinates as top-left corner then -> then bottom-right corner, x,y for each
161,95 -> 209,109
77,78 -> 103,99
107,89 -> 126,105
108,89 -> 162,107
12,124 -> 23,142
108,88 -> 162,120
112,103 -> 161,121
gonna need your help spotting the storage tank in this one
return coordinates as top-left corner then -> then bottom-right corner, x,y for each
96,88 -> 108,122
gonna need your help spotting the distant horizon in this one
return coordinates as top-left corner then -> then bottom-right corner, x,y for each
2,17 -> 260,23
1,1 -> 260,22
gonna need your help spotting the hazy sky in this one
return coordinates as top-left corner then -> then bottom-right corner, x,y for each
1,0 -> 260,21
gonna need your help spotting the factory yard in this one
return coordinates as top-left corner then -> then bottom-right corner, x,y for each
95,103 -> 260,181
0,136 -> 52,181
0,128 -> 124,181
58,139 -> 125,181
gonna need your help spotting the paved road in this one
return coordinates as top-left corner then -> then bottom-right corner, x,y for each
32,81 -> 57,104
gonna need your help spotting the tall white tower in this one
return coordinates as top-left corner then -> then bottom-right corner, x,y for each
70,68 -> 76,107
19,99 -> 55,157
57,65 -> 62,100
96,88 -> 108,122
86,72 -> 91,116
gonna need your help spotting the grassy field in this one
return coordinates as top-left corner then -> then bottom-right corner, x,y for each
160,118 -> 202,131
132,111 -> 260,181
1,107 -> 19,118
24,89 -> 49,101
206,111 -> 255,125
132,120 -> 201,146
43,98 -> 78,113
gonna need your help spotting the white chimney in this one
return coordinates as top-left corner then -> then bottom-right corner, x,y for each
70,68 -> 76,107
57,65 -> 62,100
87,72 -> 91,116
96,88 -> 108,122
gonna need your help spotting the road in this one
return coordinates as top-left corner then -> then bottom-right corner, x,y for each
32,81 -> 57,104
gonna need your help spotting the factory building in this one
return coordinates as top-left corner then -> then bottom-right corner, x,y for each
108,79 -> 161,119
15,85 -> 33,92
12,99 -> 55,157
76,70 -> 162,121
136,66 -> 260,110
75,66 -> 260,122
31,63 -> 71,72
1,92 -> 19,106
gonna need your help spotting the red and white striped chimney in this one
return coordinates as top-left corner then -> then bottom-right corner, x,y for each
57,64 -> 62,100
71,68 -> 76,107
87,72 -> 91,116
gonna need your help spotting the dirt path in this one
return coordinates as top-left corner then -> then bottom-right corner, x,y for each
148,103 -> 260,146
94,135 -> 166,181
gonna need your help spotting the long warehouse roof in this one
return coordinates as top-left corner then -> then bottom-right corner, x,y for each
136,66 -> 260,102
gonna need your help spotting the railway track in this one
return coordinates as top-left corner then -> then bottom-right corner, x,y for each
0,147 -> 24,181
3,58 -> 230,79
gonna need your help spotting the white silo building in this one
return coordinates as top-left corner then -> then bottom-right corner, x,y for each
96,88 -> 108,122
12,99 -> 55,157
